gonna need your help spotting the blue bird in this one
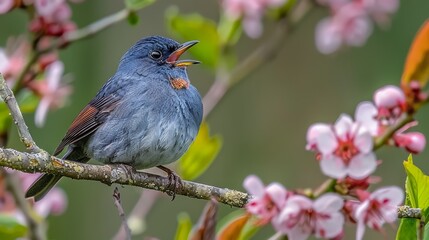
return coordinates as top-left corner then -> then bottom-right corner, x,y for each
26,36 -> 203,201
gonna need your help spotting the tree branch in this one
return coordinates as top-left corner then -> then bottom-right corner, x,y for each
203,0 -> 314,118
13,8 -> 131,92
0,147 -> 250,208
0,75 -> 41,153
397,205 -> 422,219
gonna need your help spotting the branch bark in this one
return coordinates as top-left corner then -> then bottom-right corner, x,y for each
0,146 -> 250,208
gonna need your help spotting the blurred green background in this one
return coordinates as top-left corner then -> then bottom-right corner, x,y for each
1,1 -> 429,239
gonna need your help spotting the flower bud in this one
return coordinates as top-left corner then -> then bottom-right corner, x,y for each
374,85 -> 405,109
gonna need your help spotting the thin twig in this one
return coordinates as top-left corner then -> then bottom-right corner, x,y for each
0,74 -> 41,152
374,113 -> 414,150
397,205 -> 422,219
13,8 -> 131,92
203,0 -> 314,118
1,168 -> 45,240
113,190 -> 161,240
113,187 -> 131,240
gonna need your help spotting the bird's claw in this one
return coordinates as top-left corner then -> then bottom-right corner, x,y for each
157,165 -> 183,200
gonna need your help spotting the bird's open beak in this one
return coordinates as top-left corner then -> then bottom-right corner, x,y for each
166,40 -> 200,67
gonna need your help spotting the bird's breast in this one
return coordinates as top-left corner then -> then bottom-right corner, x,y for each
85,84 -> 201,169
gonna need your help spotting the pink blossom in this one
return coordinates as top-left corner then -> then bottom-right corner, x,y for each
355,101 -> 378,136
374,85 -> 405,109
34,0 -> 65,17
29,0 -> 76,36
273,193 -> 344,240
221,0 -> 287,38
336,176 -> 381,197
33,188 -> 67,216
315,3 -> 373,54
31,61 -> 72,127
393,132 -> 426,154
0,0 -> 14,14
307,114 -> 377,179
0,38 -> 30,86
315,0 -> 398,54
373,85 -> 406,122
362,0 -> 399,25
243,175 -> 288,224
2,170 -> 67,219
354,186 -> 404,240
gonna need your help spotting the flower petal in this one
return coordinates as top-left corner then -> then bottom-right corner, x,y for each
356,218 -> 367,240
46,61 -> 64,89
306,123 -> 331,149
355,101 -> 378,136
35,98 -> 50,127
266,182 -> 288,208
371,186 -> 404,206
320,155 -> 347,179
287,226 -> 312,240
314,193 -> 344,213
315,127 -> 338,155
243,175 -> 265,196
315,211 -> 344,238
315,17 -> 342,54
354,127 -> 374,153
334,114 -> 353,140
348,153 -> 377,179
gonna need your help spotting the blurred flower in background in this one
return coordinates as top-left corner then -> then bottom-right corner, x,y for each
0,170 -> 67,223
315,0 -> 399,54
221,0 -> 288,38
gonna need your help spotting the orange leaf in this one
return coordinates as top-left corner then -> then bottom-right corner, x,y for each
401,20 -> 429,89
216,213 -> 251,240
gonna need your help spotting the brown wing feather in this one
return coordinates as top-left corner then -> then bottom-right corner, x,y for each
53,95 -> 121,156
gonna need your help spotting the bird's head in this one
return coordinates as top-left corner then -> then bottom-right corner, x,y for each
118,36 -> 199,89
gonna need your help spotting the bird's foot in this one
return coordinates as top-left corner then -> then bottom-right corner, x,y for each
157,165 -> 183,200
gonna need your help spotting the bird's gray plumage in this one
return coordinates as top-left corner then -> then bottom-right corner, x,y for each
26,36 -> 203,201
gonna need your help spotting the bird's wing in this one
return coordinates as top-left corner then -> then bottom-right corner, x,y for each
53,94 -> 121,156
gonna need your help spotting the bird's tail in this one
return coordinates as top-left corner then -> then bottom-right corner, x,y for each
25,147 -> 88,201
25,174 -> 62,201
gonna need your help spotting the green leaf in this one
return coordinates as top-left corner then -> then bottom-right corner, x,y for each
424,222 -> 429,240
127,11 -> 140,25
217,14 -> 241,45
397,219 -> 418,240
166,7 -> 221,68
403,155 -> 429,209
0,214 -> 27,240
397,155 -> 429,239
175,212 -> 192,240
17,90 -> 39,113
124,0 -> 155,10
178,122 -> 222,181
0,102 -> 12,133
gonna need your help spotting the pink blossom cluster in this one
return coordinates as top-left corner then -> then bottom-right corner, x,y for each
221,0 -> 287,38
0,0 -> 81,37
315,0 -> 399,54
0,170 -> 67,222
0,38 -> 72,126
307,85 -> 425,180
244,175 -> 403,240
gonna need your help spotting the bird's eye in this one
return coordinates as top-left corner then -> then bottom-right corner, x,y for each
150,50 -> 162,60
